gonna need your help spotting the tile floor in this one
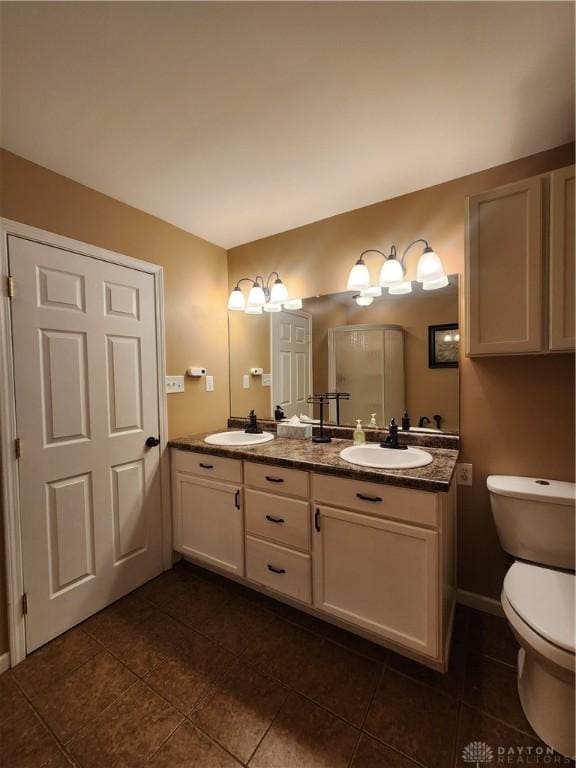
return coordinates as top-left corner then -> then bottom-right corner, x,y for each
1,562 -> 572,768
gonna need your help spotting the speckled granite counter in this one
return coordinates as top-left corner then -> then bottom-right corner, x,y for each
169,432 -> 459,492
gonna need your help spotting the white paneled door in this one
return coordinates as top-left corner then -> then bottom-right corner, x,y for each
271,310 -> 312,419
9,235 -> 163,652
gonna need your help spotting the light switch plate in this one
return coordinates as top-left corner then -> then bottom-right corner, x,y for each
205,375 -> 214,392
165,375 -> 185,394
243,374 -> 250,389
262,373 -> 272,387
456,463 -> 473,486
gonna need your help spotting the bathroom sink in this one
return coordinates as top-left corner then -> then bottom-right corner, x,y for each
204,431 -> 275,446
340,444 -> 433,470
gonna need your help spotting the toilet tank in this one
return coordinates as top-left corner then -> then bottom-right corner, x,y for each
487,475 -> 575,571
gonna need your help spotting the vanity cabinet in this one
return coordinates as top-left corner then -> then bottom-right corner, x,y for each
171,450 -> 244,575
313,505 -> 439,657
466,165 -> 575,356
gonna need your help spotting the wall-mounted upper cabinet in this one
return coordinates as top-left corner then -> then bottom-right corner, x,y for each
549,166 -> 575,352
465,165 -> 575,357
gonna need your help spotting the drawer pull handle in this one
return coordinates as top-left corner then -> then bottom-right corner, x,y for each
356,493 -> 382,503
267,564 -> 286,575
266,515 -> 285,524
199,463 -> 214,469
235,490 -> 240,510
265,475 -> 284,483
315,508 -> 321,532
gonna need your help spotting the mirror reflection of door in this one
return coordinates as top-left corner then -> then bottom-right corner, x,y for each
271,310 -> 312,418
328,325 -> 405,426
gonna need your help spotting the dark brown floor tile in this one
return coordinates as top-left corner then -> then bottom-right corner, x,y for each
160,576 -> 232,630
68,681 -> 182,768
249,692 -> 359,768
388,640 -> 467,700
365,668 -> 458,768
351,734 -> 420,767
452,604 -> 471,646
463,654 -> 532,734
31,651 -> 136,743
144,628 -> 235,714
91,612 -> 174,677
148,721 -> 242,767
11,627 -> 100,695
242,616 -> 324,688
323,623 -> 390,663
82,592 -> 155,645
0,703 -> 71,767
295,638 -> 381,726
0,672 -> 29,725
467,609 -> 519,666
270,602 -> 334,636
197,594 -> 274,655
455,704 -> 558,768
192,658 -> 289,763
136,567 -> 199,607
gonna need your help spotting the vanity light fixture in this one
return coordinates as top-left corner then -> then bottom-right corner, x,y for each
345,240 -> 447,298
227,272 -> 297,314
354,294 -> 374,307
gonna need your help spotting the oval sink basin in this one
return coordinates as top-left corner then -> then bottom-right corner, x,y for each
340,443 -> 433,470
204,431 -> 275,446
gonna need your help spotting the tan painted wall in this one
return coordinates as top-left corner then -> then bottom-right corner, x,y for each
0,149 -> 230,655
228,143 -> 576,600
228,311 -> 271,417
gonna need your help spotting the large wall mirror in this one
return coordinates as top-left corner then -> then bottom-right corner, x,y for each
228,276 -> 459,433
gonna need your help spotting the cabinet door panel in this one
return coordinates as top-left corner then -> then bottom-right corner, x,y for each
550,165 -> 575,352
173,473 -> 243,575
313,505 -> 438,657
466,177 -> 543,355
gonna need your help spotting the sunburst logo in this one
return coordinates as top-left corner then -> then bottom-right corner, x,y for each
462,741 -> 494,767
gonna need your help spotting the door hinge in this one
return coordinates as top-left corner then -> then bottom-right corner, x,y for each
14,438 -> 21,459
22,593 -> 28,615
6,275 -> 15,299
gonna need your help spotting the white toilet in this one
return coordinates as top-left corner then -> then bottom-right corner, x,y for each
488,475 -> 575,759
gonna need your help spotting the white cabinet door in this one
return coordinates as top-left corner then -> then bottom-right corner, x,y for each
313,505 -> 439,658
173,472 -> 244,575
9,235 -> 163,653
466,176 -> 544,355
549,165 -> 575,352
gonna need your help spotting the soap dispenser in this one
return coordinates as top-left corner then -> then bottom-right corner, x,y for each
369,413 -> 377,428
353,419 -> 366,444
401,411 -> 410,431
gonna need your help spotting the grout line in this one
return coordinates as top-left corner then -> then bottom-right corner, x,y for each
143,715 -> 186,765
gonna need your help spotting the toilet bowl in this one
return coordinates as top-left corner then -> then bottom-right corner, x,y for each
488,475 -> 576,759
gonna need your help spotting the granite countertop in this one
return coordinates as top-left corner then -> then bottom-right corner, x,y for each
168,431 -> 459,492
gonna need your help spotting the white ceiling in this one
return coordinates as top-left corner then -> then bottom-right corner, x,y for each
1,2 -> 574,248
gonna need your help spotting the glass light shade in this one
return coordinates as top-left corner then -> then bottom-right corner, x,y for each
443,333 -> 453,342
283,298 -> 302,310
416,247 -> 446,283
245,305 -> 263,314
388,281 -> 413,295
227,287 -> 245,311
247,283 -> 266,306
361,286 -> 382,297
379,257 -> 404,287
347,259 -> 371,290
263,302 -> 282,312
422,275 -> 449,290
355,295 -> 374,307
270,279 -> 289,303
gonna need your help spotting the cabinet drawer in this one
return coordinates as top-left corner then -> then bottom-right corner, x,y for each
312,473 -> 438,527
171,448 -> 242,484
245,489 -> 310,552
245,462 -> 309,499
246,536 -> 311,604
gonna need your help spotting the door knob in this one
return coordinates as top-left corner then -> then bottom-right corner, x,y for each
146,436 -> 160,448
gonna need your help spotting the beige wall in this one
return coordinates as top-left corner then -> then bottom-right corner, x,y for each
228,311 -> 271,417
0,149 -> 231,654
228,143 -> 576,600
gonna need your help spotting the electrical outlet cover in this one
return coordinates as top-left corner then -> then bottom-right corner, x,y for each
243,374 -> 250,389
262,373 -> 272,387
165,375 -> 185,394
456,463 -> 473,486
206,375 -> 214,392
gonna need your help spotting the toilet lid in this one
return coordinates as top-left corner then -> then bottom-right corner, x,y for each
504,562 -> 575,653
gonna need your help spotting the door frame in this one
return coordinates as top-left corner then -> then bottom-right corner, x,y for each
0,218 -> 171,667
269,309 -> 313,419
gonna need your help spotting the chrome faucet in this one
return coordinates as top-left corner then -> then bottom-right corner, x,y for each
380,418 -> 408,450
244,410 -> 263,434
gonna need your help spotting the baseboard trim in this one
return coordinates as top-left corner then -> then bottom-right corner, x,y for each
0,652 -> 10,675
457,589 -> 504,617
